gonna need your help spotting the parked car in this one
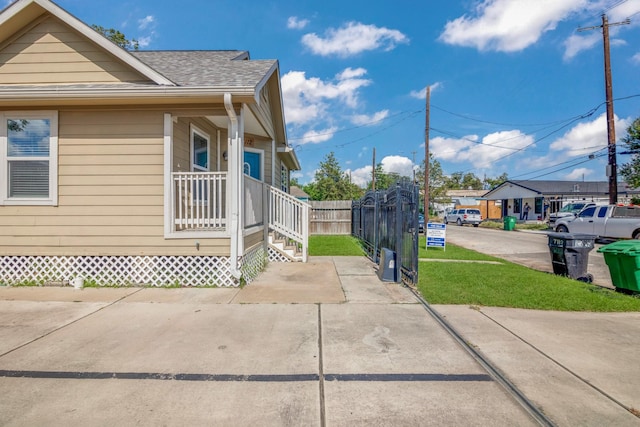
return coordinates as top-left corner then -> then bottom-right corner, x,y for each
555,204 -> 640,239
548,202 -> 595,225
418,214 -> 425,233
444,208 -> 482,227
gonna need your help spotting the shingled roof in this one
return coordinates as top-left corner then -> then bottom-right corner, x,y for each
131,51 -> 278,88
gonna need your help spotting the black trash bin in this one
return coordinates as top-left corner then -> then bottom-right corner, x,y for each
547,232 -> 596,282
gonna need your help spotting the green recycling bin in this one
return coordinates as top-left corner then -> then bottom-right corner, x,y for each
597,241 -> 640,293
503,216 -> 516,231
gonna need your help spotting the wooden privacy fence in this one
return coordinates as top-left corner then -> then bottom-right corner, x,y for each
309,200 -> 352,235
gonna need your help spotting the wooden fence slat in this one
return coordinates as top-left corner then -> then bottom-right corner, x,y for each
309,200 -> 352,235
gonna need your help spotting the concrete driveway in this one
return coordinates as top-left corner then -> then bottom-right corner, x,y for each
1,255 -> 639,426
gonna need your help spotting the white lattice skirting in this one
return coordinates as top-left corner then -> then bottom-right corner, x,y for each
0,255 -> 247,288
268,246 -> 292,263
240,245 -> 268,284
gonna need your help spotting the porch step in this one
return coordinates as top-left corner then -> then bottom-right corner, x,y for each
268,234 -> 303,262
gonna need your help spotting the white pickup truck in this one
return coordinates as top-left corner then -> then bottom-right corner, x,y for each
554,204 -> 640,239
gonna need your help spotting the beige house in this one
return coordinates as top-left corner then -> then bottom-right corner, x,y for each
0,0 -> 307,287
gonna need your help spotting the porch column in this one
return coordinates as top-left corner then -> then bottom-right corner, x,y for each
163,113 -> 174,238
225,94 -> 244,278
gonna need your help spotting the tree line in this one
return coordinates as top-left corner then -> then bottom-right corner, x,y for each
295,118 -> 640,204
293,151 -> 508,204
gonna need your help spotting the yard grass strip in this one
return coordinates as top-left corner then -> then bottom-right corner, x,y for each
309,235 -> 364,256
311,235 -> 640,311
418,242 -> 640,312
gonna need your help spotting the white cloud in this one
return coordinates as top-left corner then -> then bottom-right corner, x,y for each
633,52 -> 640,64
138,15 -> 154,30
606,0 -> 640,22
381,155 -> 414,177
564,167 -> 594,180
439,0 -> 586,52
301,21 -> 409,57
297,127 -> 338,145
549,113 -> 630,157
137,36 -> 152,48
563,32 -> 600,61
431,130 -> 534,168
409,82 -> 443,99
288,16 -> 310,30
347,165 -> 373,187
351,110 -> 389,126
281,68 -> 372,126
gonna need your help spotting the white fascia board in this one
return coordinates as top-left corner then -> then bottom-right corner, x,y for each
277,145 -> 301,171
0,86 -> 257,100
3,0 -> 175,86
253,61 -> 278,104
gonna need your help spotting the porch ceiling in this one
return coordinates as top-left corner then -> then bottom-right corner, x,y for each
206,105 -> 266,139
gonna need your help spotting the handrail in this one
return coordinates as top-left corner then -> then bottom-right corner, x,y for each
268,185 -> 309,262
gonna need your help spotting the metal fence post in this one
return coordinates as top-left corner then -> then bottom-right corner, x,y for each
395,183 -> 403,283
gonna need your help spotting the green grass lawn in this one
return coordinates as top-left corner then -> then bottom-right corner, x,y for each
309,235 -> 364,256
418,237 -> 640,312
310,234 -> 640,312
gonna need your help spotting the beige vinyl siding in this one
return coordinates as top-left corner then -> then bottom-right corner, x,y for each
0,108 -> 230,256
244,230 -> 264,250
173,117 -> 224,172
0,15 -> 151,85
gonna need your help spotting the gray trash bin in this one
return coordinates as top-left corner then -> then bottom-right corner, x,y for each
547,232 -> 596,282
377,248 -> 397,282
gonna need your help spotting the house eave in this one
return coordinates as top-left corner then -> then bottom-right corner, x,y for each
0,86 -> 259,104
277,146 -> 301,171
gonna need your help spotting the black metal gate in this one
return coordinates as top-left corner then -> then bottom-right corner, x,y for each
352,179 -> 419,285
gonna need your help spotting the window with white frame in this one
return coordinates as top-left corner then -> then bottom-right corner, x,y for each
281,164 -> 289,192
191,125 -> 210,172
1,111 -> 58,205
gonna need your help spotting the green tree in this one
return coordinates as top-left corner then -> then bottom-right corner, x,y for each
485,172 -> 509,190
91,25 -> 139,50
446,172 -> 483,190
303,152 -> 363,200
620,118 -> 640,189
368,163 -> 401,191
289,177 -> 302,188
415,154 -> 449,213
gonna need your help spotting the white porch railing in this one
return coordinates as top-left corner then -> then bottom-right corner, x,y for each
269,185 -> 309,262
172,172 -> 227,231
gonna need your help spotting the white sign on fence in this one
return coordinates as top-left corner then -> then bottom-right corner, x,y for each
426,222 -> 446,250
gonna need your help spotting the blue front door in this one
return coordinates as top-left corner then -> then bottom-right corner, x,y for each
244,151 -> 261,180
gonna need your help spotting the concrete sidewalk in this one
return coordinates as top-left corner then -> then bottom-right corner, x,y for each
0,256 -> 639,426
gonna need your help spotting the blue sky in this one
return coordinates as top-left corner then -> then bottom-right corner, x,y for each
44,0 -> 640,186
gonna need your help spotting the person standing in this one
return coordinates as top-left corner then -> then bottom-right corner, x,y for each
523,202 -> 531,220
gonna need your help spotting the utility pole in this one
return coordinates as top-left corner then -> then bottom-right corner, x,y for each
424,86 -> 430,223
578,14 -> 630,204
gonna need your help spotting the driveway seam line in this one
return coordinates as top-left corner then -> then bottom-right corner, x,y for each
478,310 -> 636,416
411,290 -> 555,427
0,288 -> 145,360
317,303 -> 326,427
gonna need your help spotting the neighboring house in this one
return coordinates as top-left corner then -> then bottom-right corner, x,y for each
482,180 -> 640,221
290,186 -> 310,202
0,0 -> 307,287
436,190 -> 500,220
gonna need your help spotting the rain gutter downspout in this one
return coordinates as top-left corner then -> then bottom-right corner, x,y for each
224,93 -> 243,281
